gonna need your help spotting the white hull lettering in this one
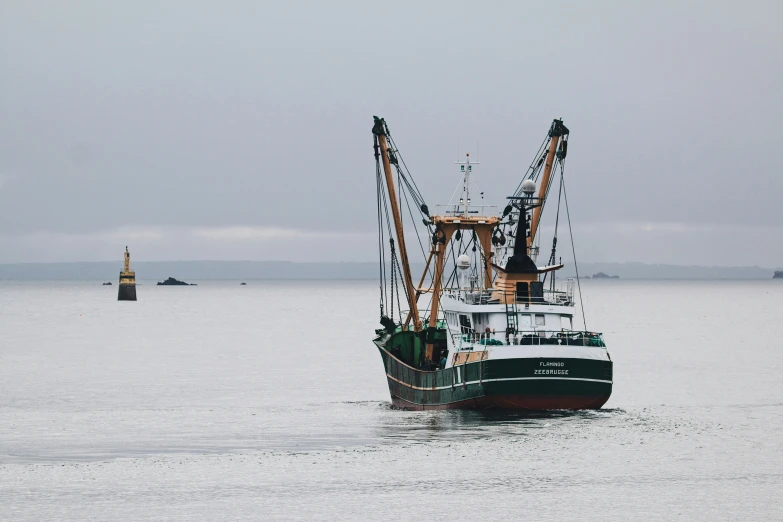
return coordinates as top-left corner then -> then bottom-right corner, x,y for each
534,369 -> 569,375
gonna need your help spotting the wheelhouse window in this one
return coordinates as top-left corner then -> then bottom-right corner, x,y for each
560,315 -> 572,330
516,282 -> 529,303
534,314 -> 545,326
459,314 -> 473,333
445,312 -> 460,329
472,313 -> 489,330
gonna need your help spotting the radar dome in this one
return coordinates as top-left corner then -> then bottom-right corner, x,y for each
456,254 -> 471,270
521,179 -> 537,195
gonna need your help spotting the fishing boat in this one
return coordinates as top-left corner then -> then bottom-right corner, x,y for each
370,116 -> 612,410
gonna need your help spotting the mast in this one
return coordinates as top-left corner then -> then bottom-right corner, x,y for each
424,233 -> 447,362
373,117 -> 422,332
528,119 -> 568,249
426,214 -> 498,360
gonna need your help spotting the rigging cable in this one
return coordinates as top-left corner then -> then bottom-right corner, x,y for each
376,148 -> 401,322
388,134 -> 428,209
399,169 -> 434,280
542,166 -> 565,290
444,238 -> 460,290
387,125 -> 436,297
512,134 -> 551,196
374,138 -> 388,318
389,168 -> 412,314
389,239 -> 404,322
380,179 -> 396,310
561,162 -> 588,332
374,119 -> 436,327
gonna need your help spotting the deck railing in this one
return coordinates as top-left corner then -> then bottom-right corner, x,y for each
452,329 -> 605,349
441,281 -> 575,307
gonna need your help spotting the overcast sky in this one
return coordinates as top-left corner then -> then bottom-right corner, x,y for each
1,1 -> 781,266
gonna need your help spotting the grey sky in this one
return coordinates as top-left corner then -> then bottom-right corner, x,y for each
1,1 -> 781,266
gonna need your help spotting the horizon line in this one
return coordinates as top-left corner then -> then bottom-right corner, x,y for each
0,260 -> 780,270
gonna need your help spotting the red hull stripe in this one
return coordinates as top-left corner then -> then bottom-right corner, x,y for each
386,373 -> 612,391
391,393 -> 610,411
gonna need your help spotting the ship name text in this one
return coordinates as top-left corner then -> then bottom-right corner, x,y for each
534,369 -> 569,375
536,362 -> 568,376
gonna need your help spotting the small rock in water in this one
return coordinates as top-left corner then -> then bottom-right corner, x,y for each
156,277 -> 196,286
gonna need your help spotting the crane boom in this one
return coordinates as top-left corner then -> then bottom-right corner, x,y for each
373,118 -> 422,332
528,119 -> 569,249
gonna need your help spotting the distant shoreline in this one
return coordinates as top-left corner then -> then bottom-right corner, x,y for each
0,276 -> 779,280
0,260 -> 780,281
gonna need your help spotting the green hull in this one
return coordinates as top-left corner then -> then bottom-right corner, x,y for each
377,347 -> 612,410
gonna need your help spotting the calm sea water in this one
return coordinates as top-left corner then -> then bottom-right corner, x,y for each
1,280 -> 781,520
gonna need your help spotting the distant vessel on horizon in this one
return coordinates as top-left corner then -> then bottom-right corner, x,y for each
370,116 -> 612,410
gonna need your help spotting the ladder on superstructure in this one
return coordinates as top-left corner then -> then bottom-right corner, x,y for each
504,296 -> 518,335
